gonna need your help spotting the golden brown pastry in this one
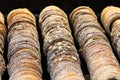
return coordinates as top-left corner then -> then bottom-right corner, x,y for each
0,12 -> 6,79
101,6 -> 120,34
101,6 -> 120,59
7,8 -> 36,28
7,8 -> 42,80
70,6 -> 120,80
39,5 -> 85,80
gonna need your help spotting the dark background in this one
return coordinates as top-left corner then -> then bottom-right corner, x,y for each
1,0 -> 120,80
0,0 -> 120,15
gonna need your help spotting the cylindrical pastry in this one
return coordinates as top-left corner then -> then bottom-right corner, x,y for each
0,12 -> 6,79
39,5 -> 85,80
70,6 -> 120,80
7,8 -> 42,80
101,6 -> 120,59
101,6 -> 120,34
